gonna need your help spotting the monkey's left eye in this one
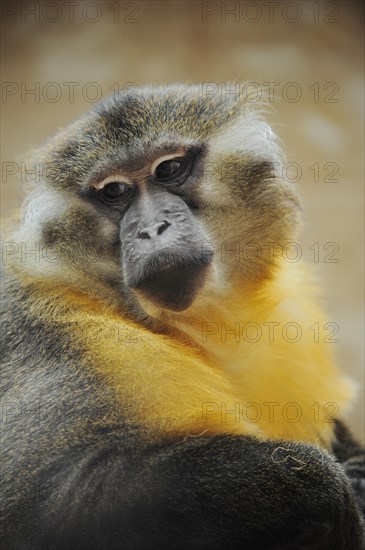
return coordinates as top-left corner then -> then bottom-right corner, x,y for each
155,158 -> 186,183
100,182 -> 132,202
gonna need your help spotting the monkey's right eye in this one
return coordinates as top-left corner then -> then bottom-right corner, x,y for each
99,182 -> 133,202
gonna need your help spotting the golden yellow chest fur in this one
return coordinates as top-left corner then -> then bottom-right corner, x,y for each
28,260 -> 353,449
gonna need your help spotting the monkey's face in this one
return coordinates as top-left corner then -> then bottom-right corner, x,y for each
86,144 -> 214,312
15,85 -> 300,318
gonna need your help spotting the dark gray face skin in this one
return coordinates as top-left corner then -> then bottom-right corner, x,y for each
120,184 -> 214,311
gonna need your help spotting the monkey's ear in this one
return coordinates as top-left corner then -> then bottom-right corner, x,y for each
208,105 -> 285,171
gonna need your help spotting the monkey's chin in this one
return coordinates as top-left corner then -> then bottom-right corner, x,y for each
133,263 -> 210,313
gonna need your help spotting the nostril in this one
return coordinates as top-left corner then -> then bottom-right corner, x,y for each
157,220 -> 171,235
138,228 -> 151,239
138,220 -> 171,239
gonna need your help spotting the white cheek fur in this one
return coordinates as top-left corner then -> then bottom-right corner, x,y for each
21,188 -> 69,230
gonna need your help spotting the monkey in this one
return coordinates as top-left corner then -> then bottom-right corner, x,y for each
1,84 -> 364,550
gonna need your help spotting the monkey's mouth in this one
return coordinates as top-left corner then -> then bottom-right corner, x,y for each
132,260 -> 212,312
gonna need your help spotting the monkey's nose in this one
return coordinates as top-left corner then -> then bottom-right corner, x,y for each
138,220 -> 171,239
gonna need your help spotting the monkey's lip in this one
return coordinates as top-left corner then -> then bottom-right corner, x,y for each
133,261 -> 211,312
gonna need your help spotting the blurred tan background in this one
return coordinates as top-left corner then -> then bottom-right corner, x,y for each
1,0 -> 364,440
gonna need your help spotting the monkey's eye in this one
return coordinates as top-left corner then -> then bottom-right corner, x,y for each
95,181 -> 134,204
155,158 -> 186,183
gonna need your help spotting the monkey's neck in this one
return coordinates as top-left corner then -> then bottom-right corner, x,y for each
165,261 -> 330,371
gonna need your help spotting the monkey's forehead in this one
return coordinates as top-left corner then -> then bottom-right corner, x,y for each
88,84 -> 245,142
34,85 -> 275,191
